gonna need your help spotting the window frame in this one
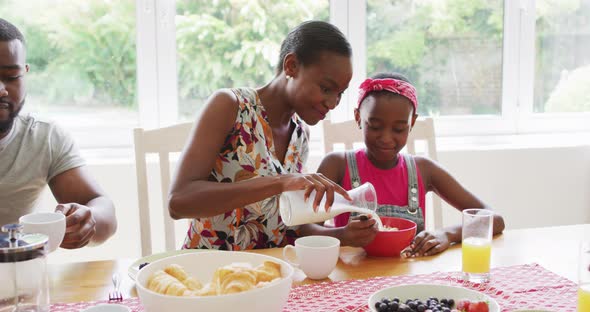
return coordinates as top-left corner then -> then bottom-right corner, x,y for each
136,0 -> 178,129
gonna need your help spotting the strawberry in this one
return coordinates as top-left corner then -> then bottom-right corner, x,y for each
456,299 -> 471,311
455,299 -> 489,312
468,301 -> 489,312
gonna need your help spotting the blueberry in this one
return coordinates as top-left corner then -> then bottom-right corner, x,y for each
388,301 -> 399,311
417,304 -> 426,312
377,302 -> 388,312
138,262 -> 149,270
447,299 -> 455,307
399,305 -> 411,312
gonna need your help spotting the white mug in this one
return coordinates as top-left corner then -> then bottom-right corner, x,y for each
283,235 -> 340,280
19,212 -> 66,252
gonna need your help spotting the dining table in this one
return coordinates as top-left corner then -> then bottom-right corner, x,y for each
48,224 -> 589,311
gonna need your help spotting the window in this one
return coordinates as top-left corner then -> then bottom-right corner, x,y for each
331,0 -> 590,136
3,0 -> 587,155
366,0 -> 504,117
0,1 -> 138,150
175,1 -> 329,120
534,0 -> 590,113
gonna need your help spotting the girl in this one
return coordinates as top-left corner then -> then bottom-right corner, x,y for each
169,21 -> 374,250
308,72 -> 505,256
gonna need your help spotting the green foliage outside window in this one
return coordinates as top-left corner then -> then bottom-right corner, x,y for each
368,0 -> 589,115
367,0 -> 504,116
0,1 -> 136,108
175,0 -> 328,117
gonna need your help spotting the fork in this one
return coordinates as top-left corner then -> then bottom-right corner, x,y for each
108,273 -> 123,302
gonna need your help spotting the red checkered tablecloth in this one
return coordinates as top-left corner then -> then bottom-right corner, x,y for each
50,263 -> 577,312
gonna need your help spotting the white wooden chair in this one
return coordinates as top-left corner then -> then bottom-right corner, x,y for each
133,122 -> 193,256
322,117 -> 443,230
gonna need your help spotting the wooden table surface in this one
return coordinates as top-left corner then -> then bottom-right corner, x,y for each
48,224 -> 589,304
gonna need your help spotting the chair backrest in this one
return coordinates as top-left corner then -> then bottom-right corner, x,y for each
133,122 -> 193,256
322,119 -> 362,152
322,117 -> 442,230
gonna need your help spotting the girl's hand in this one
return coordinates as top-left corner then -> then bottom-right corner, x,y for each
406,230 -> 451,257
339,215 -> 378,247
279,173 -> 352,212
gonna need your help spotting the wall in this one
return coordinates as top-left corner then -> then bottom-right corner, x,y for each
436,145 -> 590,229
40,142 -> 590,264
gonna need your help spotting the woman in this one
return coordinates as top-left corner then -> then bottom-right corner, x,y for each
169,21 -> 360,250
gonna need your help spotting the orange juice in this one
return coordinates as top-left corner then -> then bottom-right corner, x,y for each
579,284 -> 590,312
462,237 -> 491,273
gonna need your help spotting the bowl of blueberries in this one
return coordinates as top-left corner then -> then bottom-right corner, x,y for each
368,284 -> 499,312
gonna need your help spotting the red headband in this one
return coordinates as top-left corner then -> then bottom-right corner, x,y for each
357,78 -> 418,112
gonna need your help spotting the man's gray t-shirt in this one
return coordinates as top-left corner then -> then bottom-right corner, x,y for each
0,115 -> 85,225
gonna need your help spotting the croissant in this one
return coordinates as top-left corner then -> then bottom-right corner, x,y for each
213,265 -> 257,295
146,261 -> 283,297
164,264 -> 202,290
147,270 -> 192,296
193,283 -> 217,296
253,261 -> 282,283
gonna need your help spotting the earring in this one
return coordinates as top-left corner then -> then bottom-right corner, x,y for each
358,124 -> 362,129
285,75 -> 292,81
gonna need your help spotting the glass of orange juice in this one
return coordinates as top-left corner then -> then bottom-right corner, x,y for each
462,209 -> 493,283
579,242 -> 590,312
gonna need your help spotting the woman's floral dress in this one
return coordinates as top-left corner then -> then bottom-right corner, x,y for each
182,88 -> 309,250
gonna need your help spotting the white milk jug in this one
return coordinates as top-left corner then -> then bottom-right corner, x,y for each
279,182 -> 382,229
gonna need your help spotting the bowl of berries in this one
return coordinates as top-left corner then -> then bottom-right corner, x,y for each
368,284 -> 499,312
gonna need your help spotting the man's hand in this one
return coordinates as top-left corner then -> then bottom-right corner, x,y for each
55,203 -> 97,249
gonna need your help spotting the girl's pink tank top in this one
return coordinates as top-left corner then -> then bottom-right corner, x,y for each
334,149 -> 426,227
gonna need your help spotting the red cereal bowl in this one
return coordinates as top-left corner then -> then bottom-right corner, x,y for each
363,217 -> 417,257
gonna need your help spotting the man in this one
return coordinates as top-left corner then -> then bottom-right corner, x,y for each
0,18 -> 116,249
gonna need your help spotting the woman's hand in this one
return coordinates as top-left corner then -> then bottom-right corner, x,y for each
338,215 -> 378,247
279,173 -> 352,212
404,230 -> 451,257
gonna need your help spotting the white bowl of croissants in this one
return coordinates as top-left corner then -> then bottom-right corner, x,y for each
136,251 -> 294,312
